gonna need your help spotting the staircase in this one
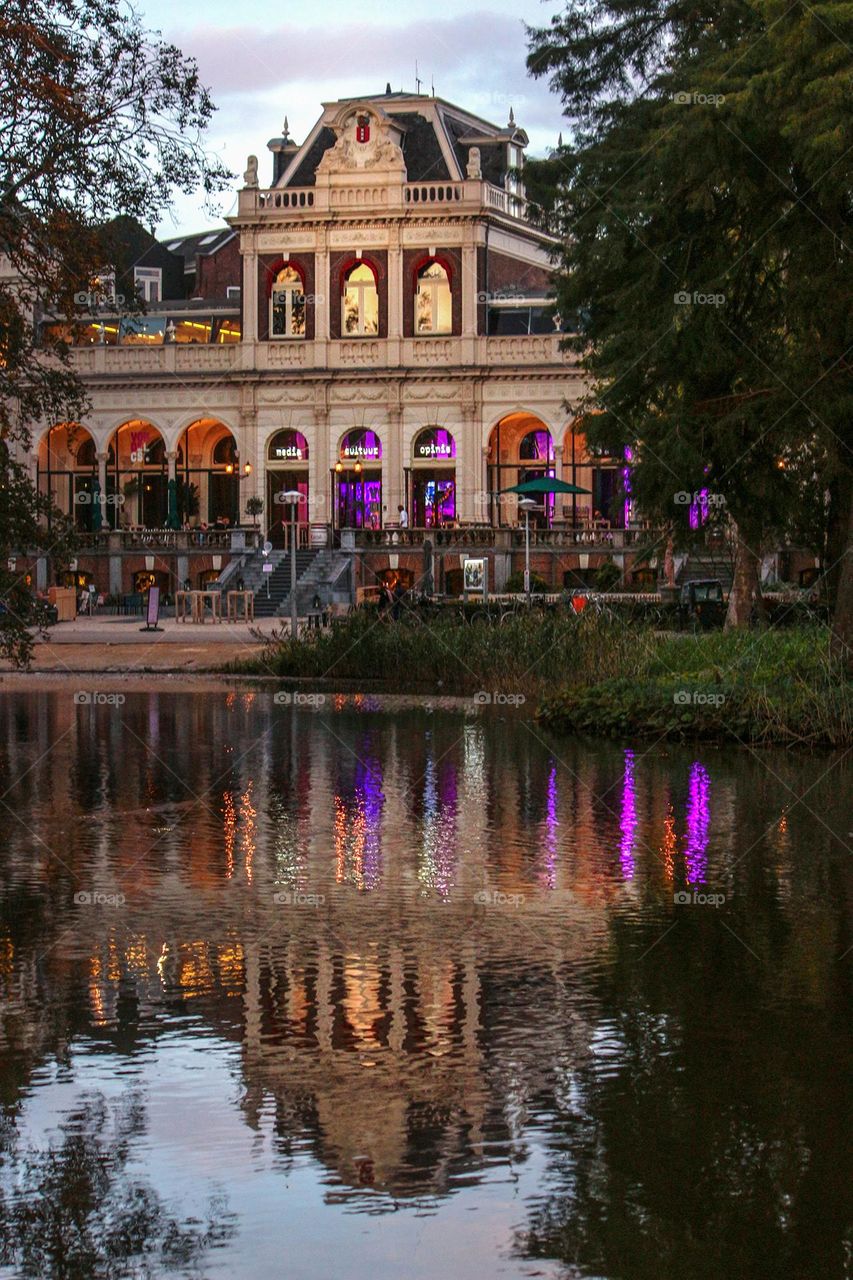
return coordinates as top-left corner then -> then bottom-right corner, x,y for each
677,546 -> 735,592
252,550 -> 318,617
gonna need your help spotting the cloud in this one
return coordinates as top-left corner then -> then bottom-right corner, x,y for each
157,11 -> 566,233
174,12 -> 526,95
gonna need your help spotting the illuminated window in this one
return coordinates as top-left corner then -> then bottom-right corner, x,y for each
168,318 -> 213,343
415,261 -> 451,334
119,316 -> 166,345
134,266 -> 162,303
271,265 -> 305,338
215,319 -> 241,343
342,263 -> 379,337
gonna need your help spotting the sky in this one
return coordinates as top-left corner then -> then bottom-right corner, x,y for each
133,0 -> 568,237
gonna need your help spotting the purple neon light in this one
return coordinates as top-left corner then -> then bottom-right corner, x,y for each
684,761 -> 710,884
619,749 -> 637,880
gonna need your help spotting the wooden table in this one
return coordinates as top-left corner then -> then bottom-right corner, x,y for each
187,589 -> 223,623
175,590 -> 194,622
226,590 -> 255,623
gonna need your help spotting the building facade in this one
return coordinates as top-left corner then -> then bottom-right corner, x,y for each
22,91 -> 656,598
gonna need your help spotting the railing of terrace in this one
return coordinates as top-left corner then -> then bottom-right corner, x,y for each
71,529 -> 261,552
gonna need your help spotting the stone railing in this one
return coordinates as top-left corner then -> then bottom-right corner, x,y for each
237,178 -> 535,223
68,333 -> 575,377
349,525 -> 663,551
72,528 -> 260,553
68,344 -> 239,376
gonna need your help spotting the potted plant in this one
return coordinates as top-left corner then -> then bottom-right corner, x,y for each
246,495 -> 264,530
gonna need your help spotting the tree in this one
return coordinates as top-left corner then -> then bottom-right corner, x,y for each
0,0 -> 230,665
526,0 -> 852,650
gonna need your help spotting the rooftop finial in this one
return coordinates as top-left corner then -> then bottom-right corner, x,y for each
386,82 -> 392,95
558,131 -> 563,148
508,106 -> 515,128
283,116 -> 290,140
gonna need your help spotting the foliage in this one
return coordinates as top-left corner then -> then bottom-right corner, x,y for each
504,569 -> 550,593
594,561 -> 621,591
0,0 -> 230,664
0,1091 -> 236,1276
539,626 -> 852,746
525,0 -> 853,646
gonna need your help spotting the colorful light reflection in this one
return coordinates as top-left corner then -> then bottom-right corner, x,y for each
684,761 -> 710,883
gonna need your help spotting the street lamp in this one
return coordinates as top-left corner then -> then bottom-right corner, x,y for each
519,497 -> 537,603
280,489 -> 303,638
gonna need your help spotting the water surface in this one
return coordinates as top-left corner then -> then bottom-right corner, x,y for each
0,688 -> 850,1278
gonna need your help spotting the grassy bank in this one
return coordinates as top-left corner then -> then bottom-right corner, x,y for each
538,624 -> 852,748
234,611 -> 852,747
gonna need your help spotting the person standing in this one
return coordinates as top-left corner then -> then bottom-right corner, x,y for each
397,504 -> 409,528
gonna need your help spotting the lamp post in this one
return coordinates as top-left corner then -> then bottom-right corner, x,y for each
280,489 -> 303,638
519,497 -> 536,604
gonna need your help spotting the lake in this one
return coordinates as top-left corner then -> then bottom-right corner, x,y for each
0,686 -> 850,1279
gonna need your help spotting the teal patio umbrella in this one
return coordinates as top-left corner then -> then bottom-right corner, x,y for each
167,478 -> 179,529
91,479 -> 103,531
500,476 -> 590,496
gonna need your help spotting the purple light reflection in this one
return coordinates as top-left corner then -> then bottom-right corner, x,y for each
619,750 -> 637,880
539,764 -> 559,889
684,761 -> 710,883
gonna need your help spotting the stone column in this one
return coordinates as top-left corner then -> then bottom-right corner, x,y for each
385,402 -> 403,520
387,225 -> 403,365
240,231 -> 258,345
310,401 -> 330,530
456,405 -> 479,523
239,405 -> 259,528
314,226 -> 329,357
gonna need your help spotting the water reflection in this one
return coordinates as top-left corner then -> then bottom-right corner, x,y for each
0,691 -> 850,1279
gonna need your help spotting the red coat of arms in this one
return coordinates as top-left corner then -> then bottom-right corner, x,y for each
356,114 -> 370,144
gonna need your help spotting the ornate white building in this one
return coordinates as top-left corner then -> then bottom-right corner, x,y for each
23,91 -> 652,599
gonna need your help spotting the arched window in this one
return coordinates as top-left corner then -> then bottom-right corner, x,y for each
415,260 -> 451,334
213,435 -> 238,467
144,437 -> 166,466
271,265 -> 306,338
519,429 -> 554,463
342,263 -> 379,337
268,429 -> 308,462
75,437 -> 97,468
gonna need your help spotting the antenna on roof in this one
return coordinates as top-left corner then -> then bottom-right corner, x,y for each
415,59 -> 422,94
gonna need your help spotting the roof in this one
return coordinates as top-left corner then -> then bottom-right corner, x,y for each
279,92 -> 525,189
162,228 -> 235,272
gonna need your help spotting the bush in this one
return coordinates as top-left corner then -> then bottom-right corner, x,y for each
504,570 -> 550,594
595,561 -> 622,591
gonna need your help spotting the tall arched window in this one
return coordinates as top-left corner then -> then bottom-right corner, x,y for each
415,260 -> 451,334
271,265 -> 306,338
342,263 -> 379,337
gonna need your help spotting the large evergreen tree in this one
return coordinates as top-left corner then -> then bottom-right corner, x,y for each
526,0 -> 852,648
0,0 -> 229,665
